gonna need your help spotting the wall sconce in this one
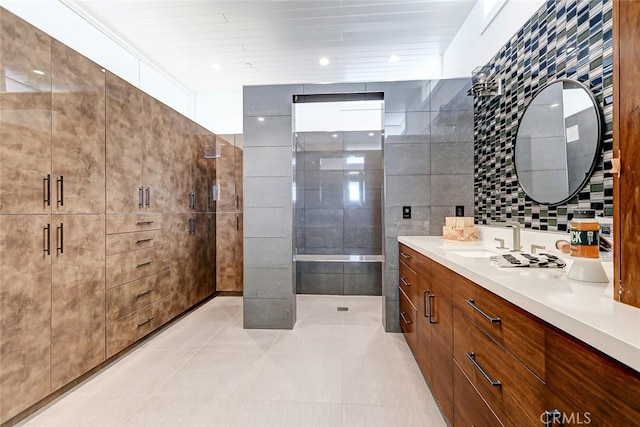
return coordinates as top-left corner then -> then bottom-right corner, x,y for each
468,65 -> 502,97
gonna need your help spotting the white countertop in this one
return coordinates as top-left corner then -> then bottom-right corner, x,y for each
398,235 -> 640,372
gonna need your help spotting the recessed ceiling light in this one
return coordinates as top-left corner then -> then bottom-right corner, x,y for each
211,63 -> 222,70
368,132 -> 375,136
388,55 -> 400,63
258,117 -> 265,122
319,57 -> 330,66
332,133 -> 338,138
32,69 -> 45,75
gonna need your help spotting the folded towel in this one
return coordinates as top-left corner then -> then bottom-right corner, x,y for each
490,252 -> 566,268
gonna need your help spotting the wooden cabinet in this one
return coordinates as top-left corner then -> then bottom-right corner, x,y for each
453,362 -> 503,427
613,0 -> 640,308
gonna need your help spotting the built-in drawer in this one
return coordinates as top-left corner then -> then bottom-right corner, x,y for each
453,362 -> 503,427
106,229 -> 167,255
106,269 -> 172,323
454,273 -> 545,380
399,243 -> 428,275
399,286 -> 417,350
106,295 -> 171,358
453,307 -> 544,427
106,213 -> 165,234
106,245 -> 170,289
399,261 -> 419,309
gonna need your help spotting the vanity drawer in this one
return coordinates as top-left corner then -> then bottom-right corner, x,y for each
106,229 -> 167,255
106,295 -> 171,358
399,243 -> 428,274
106,213 -> 165,234
399,261 -> 419,309
106,270 -> 172,323
399,286 -> 417,350
454,274 -> 545,380
453,362 -> 503,427
453,307 -> 544,427
106,245 -> 170,289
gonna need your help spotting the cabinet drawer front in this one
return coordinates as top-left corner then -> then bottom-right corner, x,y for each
453,307 -> 544,427
106,213 -> 165,234
453,363 -> 503,427
106,295 -> 169,358
454,274 -> 545,379
106,229 -> 167,255
399,261 -> 419,309
399,243 -> 428,274
106,270 -> 172,323
106,245 -> 170,288
399,287 -> 417,350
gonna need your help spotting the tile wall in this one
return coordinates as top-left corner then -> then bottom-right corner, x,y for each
474,0 -> 613,230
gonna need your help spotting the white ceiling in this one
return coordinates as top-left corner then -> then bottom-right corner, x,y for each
70,0 -> 476,93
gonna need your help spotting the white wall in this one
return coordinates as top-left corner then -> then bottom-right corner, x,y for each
194,87 -> 243,135
442,0 -> 546,78
1,0 -> 195,122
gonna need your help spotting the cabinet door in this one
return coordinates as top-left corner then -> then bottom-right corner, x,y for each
51,214 -> 105,391
0,10 -> 51,215
142,95 -> 172,213
51,41 -> 105,214
216,135 -> 237,213
193,213 -> 211,302
453,363 -> 503,427
171,115 -> 192,212
192,128 -> 209,213
234,141 -> 243,211
216,212 -> 237,291
105,72 -> 143,213
0,215 -> 52,423
206,213 -> 216,296
234,213 -> 243,292
170,214 -> 192,313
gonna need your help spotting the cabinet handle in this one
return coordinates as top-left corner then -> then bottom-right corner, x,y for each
56,223 -> 64,254
465,298 -> 501,323
139,187 -> 144,209
542,409 -> 563,427
208,195 -> 211,210
137,317 -> 154,328
400,276 -> 411,287
56,175 -> 64,207
236,194 -> 239,209
236,215 -> 239,231
423,290 -> 430,318
466,352 -> 501,387
400,252 -> 410,260
136,221 -> 154,225
136,289 -> 154,298
136,260 -> 154,268
208,217 -> 212,231
44,174 -> 51,206
43,223 -> 51,255
192,193 -> 196,210
135,238 -> 154,244
428,294 -> 436,324
145,187 -> 150,208
400,311 -> 411,324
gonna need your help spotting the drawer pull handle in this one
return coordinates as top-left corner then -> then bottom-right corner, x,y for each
400,311 -> 411,324
136,289 -> 154,298
400,252 -> 411,260
466,352 -> 501,387
136,238 -> 154,244
428,294 -> 436,324
465,298 -> 501,323
423,290 -> 430,318
137,317 -> 154,328
136,221 -> 154,225
400,276 -> 411,287
136,260 -> 154,268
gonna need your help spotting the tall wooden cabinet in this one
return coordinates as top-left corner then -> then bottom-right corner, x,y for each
613,0 -> 640,308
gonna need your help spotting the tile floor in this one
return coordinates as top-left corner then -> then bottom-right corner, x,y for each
20,295 -> 446,427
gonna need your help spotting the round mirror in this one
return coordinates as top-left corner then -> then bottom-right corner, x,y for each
514,79 -> 602,206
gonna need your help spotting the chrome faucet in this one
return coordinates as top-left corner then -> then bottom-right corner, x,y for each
495,221 -> 522,252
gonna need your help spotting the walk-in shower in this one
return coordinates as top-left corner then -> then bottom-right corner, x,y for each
293,94 -> 384,295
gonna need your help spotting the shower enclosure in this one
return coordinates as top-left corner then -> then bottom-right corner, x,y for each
293,95 -> 384,295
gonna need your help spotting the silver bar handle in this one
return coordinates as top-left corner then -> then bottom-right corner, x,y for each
139,187 -> 144,209
466,352 -> 501,387
465,298 -> 501,323
56,175 -> 64,207
136,260 -> 154,268
43,224 -> 51,255
135,238 -> 153,244
145,187 -> 150,208
44,174 -> 51,206
400,276 -> 411,287
400,252 -> 410,260
428,294 -> 436,324
137,317 -> 154,328
136,289 -> 153,298
423,289 -> 430,318
56,223 -> 64,254
400,311 -> 411,325
136,221 -> 154,225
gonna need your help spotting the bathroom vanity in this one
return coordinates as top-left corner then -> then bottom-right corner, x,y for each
398,236 -> 640,427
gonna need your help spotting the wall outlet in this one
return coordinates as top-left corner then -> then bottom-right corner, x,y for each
455,205 -> 464,217
403,206 -> 411,219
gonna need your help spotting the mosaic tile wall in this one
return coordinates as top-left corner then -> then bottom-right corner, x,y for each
474,0 -> 613,231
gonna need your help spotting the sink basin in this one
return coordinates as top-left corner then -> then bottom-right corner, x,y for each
448,249 -> 496,258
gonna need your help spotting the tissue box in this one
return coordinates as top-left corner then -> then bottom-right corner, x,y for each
443,217 -> 478,241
